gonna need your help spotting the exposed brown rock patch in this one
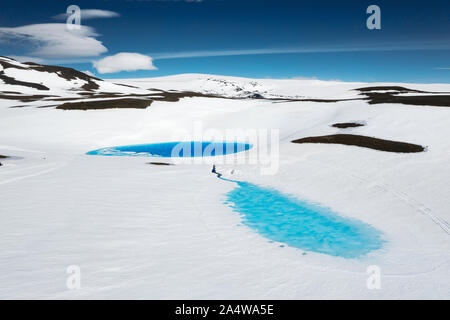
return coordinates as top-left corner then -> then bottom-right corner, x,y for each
331,122 -> 365,128
56,98 -> 153,110
292,134 -> 425,153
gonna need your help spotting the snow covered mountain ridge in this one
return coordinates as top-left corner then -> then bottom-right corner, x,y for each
1,56 -> 449,110
0,56 -> 150,96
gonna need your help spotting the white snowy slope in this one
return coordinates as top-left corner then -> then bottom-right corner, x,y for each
1,57 -> 450,299
0,56 -> 152,99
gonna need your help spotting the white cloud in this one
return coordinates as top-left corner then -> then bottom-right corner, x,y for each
52,9 -> 120,20
93,53 -> 157,74
9,56 -> 44,64
151,41 -> 450,60
0,24 -> 107,59
291,76 -> 318,80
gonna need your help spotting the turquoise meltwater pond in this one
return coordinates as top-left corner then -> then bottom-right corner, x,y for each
87,141 -> 252,157
222,178 -> 384,259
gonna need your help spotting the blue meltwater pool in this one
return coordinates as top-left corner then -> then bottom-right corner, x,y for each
221,178 -> 384,259
86,141 -> 252,157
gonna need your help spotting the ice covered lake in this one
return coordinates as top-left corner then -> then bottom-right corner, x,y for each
87,141 -> 252,157
220,177 -> 384,259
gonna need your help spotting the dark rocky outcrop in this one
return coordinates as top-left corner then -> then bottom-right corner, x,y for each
292,134 -> 425,153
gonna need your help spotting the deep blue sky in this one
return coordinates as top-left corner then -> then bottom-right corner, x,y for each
0,0 -> 449,82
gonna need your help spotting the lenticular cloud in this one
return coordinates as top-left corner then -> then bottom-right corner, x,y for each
93,52 -> 157,74
0,23 -> 107,59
